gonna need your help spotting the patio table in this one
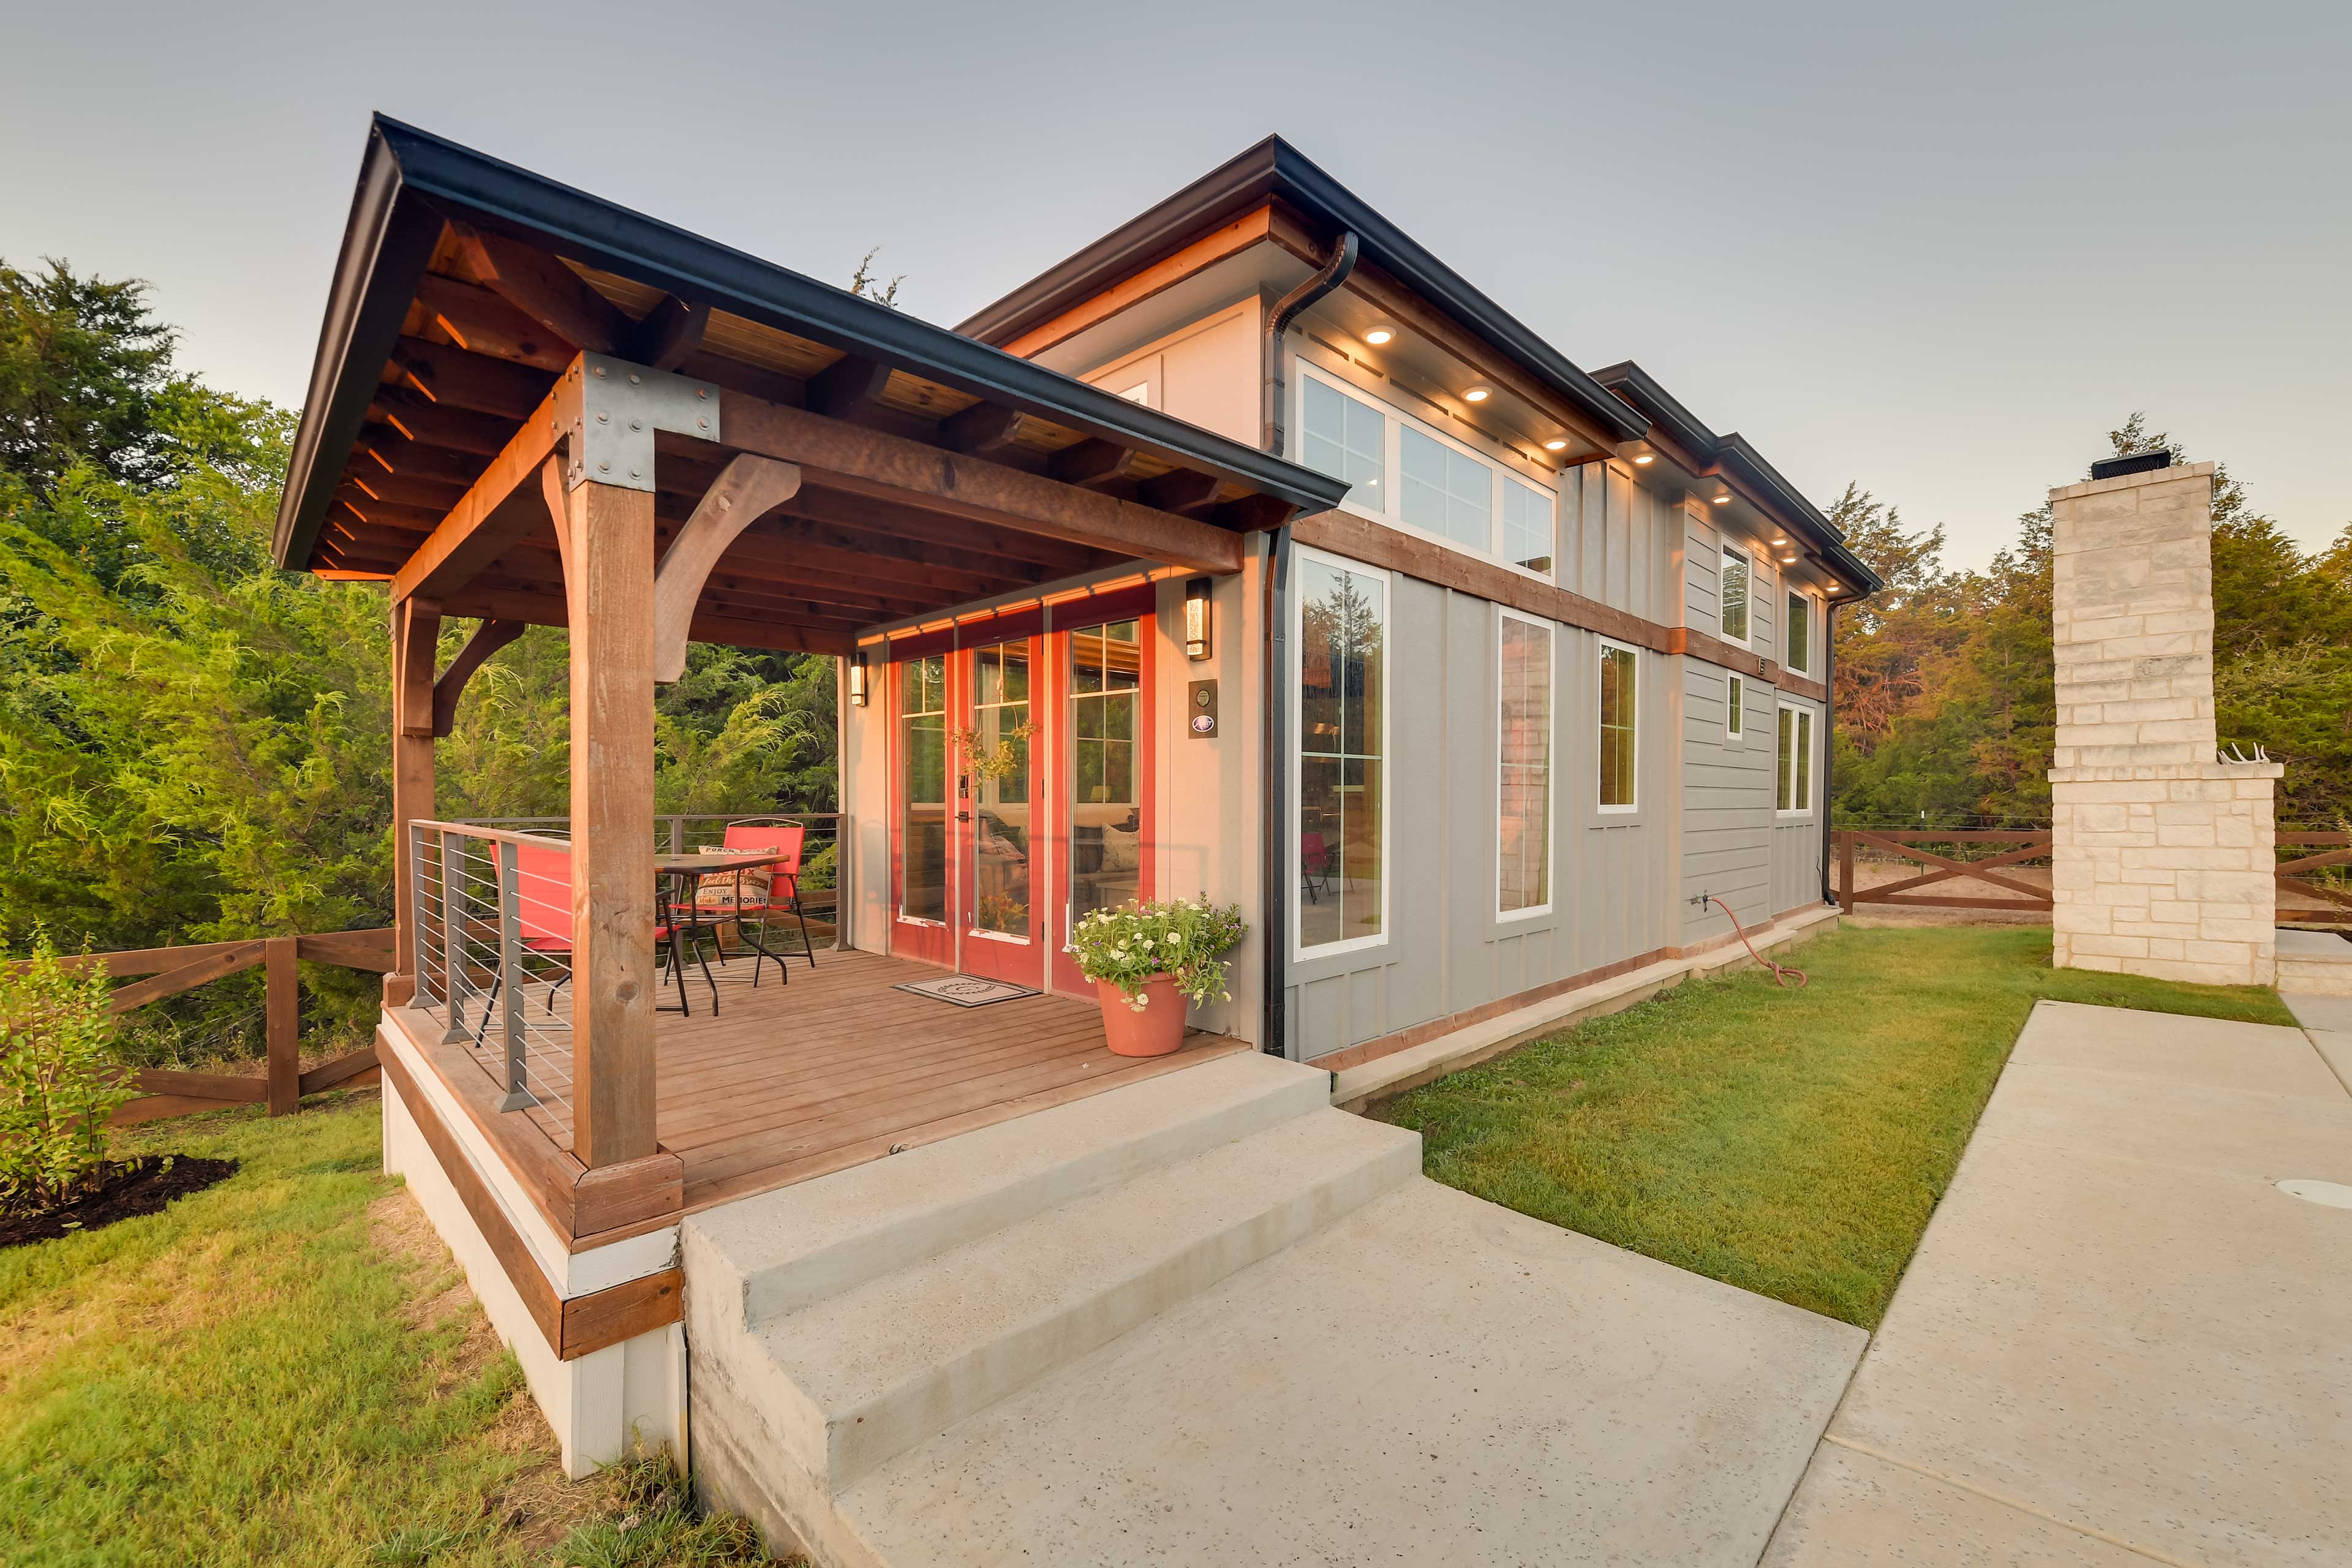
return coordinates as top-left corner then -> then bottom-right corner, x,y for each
654,849 -> 793,1016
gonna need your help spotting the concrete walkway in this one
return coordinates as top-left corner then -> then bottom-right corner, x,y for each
1764,1001 -> 2352,1565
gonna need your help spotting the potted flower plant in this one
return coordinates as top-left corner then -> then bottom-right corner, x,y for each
1068,897 -> 1247,1057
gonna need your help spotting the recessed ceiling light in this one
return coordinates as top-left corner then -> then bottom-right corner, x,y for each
1828,583 -> 1843,594
1363,327 -> 1394,345
1633,453 -> 1655,465
1711,492 -> 1732,504
1544,438 -> 1569,452
1464,386 -> 1490,402
1772,537 -> 1787,545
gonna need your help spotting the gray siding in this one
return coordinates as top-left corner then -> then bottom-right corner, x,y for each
1678,662 -> 1775,942
1284,554 -> 1674,1061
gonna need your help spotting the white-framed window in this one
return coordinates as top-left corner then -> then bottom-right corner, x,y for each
1785,590 -> 1811,676
1502,477 -> 1555,575
1497,609 -> 1553,917
1725,672 -> 1746,741
1777,703 -> 1815,816
1597,638 -> 1639,813
1294,545 -> 1389,957
1296,362 -> 1556,581
1719,546 -> 1752,645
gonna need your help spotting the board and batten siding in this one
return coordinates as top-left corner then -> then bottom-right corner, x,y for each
1283,498 -> 1677,1061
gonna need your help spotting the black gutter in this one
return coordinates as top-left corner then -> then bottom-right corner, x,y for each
274,116 -> 1349,572
957,137 -> 1648,447
1258,232 -> 1359,1061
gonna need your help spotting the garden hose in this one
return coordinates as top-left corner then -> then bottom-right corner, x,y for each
1700,894 -> 1808,989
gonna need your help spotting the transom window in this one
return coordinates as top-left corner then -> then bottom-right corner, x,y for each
1297,364 -> 1556,581
1597,639 -> 1638,813
1720,546 -> 1752,645
1785,590 -> 1811,676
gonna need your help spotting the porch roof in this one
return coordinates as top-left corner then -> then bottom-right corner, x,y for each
273,116 -> 1349,652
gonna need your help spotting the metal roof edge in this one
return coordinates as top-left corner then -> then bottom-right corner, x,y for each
957,135 -> 1648,445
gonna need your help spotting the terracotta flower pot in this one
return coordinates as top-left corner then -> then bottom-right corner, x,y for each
1096,974 -> 1186,1057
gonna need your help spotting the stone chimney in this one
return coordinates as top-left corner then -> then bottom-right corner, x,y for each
2047,458 -> 2280,986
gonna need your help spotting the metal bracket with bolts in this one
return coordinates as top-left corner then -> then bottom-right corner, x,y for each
564,352 -> 722,492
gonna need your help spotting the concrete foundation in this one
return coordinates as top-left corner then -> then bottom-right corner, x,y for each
2046,461 -> 2280,986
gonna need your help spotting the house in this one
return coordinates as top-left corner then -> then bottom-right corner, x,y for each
271,116 -> 1879,1557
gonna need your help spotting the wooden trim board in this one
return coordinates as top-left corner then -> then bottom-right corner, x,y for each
380,1046 -> 680,1362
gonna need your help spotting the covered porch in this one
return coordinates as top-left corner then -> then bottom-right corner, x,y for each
273,116 -> 1343,1273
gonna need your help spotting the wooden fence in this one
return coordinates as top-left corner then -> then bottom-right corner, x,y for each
1835,830 -> 2054,915
8,929 -> 397,1125
2277,832 -> 2352,928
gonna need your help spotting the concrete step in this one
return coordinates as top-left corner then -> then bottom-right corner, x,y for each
751,1107 -> 1420,1491
684,1050 -> 1333,1333
2276,929 -> 2352,997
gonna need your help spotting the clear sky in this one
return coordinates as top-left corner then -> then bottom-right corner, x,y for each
4,0 -> 2345,572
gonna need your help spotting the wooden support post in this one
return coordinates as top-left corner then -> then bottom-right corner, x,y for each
1838,831 -> 1855,916
265,937 -> 299,1116
388,597 -> 442,1006
561,477 -> 661,1169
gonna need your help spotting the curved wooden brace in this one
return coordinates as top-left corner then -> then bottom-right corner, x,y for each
432,617 -> 528,736
652,454 -> 803,681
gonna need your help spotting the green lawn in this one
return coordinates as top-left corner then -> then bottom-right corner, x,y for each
0,1093 -> 780,1568
1377,924 -> 2292,1330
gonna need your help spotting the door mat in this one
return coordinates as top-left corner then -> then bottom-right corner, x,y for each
894,975 -> 1041,1008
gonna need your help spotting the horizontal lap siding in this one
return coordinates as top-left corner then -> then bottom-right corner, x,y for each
1680,663 -> 1773,942
1284,473 -> 1673,1061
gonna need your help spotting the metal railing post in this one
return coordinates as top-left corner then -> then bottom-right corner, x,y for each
407,822 -> 434,1006
495,838 -> 536,1112
440,826 -> 471,1045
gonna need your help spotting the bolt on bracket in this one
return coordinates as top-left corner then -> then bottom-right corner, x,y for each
563,352 -> 722,492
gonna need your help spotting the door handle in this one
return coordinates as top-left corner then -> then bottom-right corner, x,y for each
956,811 -> 971,823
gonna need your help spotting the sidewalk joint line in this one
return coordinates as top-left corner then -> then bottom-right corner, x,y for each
1819,1433 -> 2200,1567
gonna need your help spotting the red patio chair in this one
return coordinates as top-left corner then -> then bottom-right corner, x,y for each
1301,831 -> 1335,904
695,818 -> 819,985
473,840 -> 575,1043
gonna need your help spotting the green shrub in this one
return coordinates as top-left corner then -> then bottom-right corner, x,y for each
1069,897 -> 1247,1011
0,929 -> 133,1207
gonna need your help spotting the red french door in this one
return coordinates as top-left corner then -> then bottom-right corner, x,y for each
889,589 -> 1155,993
1049,592 -> 1156,995
957,619 -> 1046,987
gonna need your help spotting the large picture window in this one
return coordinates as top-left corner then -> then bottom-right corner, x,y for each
1777,703 -> 1815,815
1720,547 -> 1751,644
1297,551 -> 1387,954
1785,590 -> 1811,676
1598,639 -> 1638,813
1297,364 -> 1556,581
1498,612 -> 1553,915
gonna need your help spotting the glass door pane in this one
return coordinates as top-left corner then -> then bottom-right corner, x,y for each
968,641 -> 1033,939
1069,619 -> 1142,924
899,654 -> 948,922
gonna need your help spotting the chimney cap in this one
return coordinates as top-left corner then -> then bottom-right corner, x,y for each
2089,450 -> 2174,481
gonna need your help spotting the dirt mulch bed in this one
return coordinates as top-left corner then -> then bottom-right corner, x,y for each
0,1155 -> 239,1250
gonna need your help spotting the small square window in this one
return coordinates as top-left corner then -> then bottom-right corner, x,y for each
1302,378 -> 1385,506
1502,477 -> 1553,576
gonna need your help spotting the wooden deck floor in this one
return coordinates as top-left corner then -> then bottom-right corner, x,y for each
448,947 -> 1246,1214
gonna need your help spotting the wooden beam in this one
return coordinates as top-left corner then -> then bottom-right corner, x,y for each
631,296 -> 710,372
454,227 -> 625,354
942,403 -> 1026,458
431,618 -> 527,737
722,391 -> 1245,575
810,354 -> 898,423
390,379 -> 567,605
390,336 -> 557,420
778,487 -> 1105,575
1050,438 -> 1145,490
653,455 -> 803,681
415,271 -> 575,369
1142,469 -> 1225,518
368,391 -> 511,457
562,477 -> 660,1170
687,609 -> 856,657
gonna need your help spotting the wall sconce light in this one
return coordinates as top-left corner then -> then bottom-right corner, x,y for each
848,650 -> 869,707
1184,577 -> 1213,662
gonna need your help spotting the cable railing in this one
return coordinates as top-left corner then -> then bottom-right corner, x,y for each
459,812 -> 844,930
409,820 -> 579,1128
